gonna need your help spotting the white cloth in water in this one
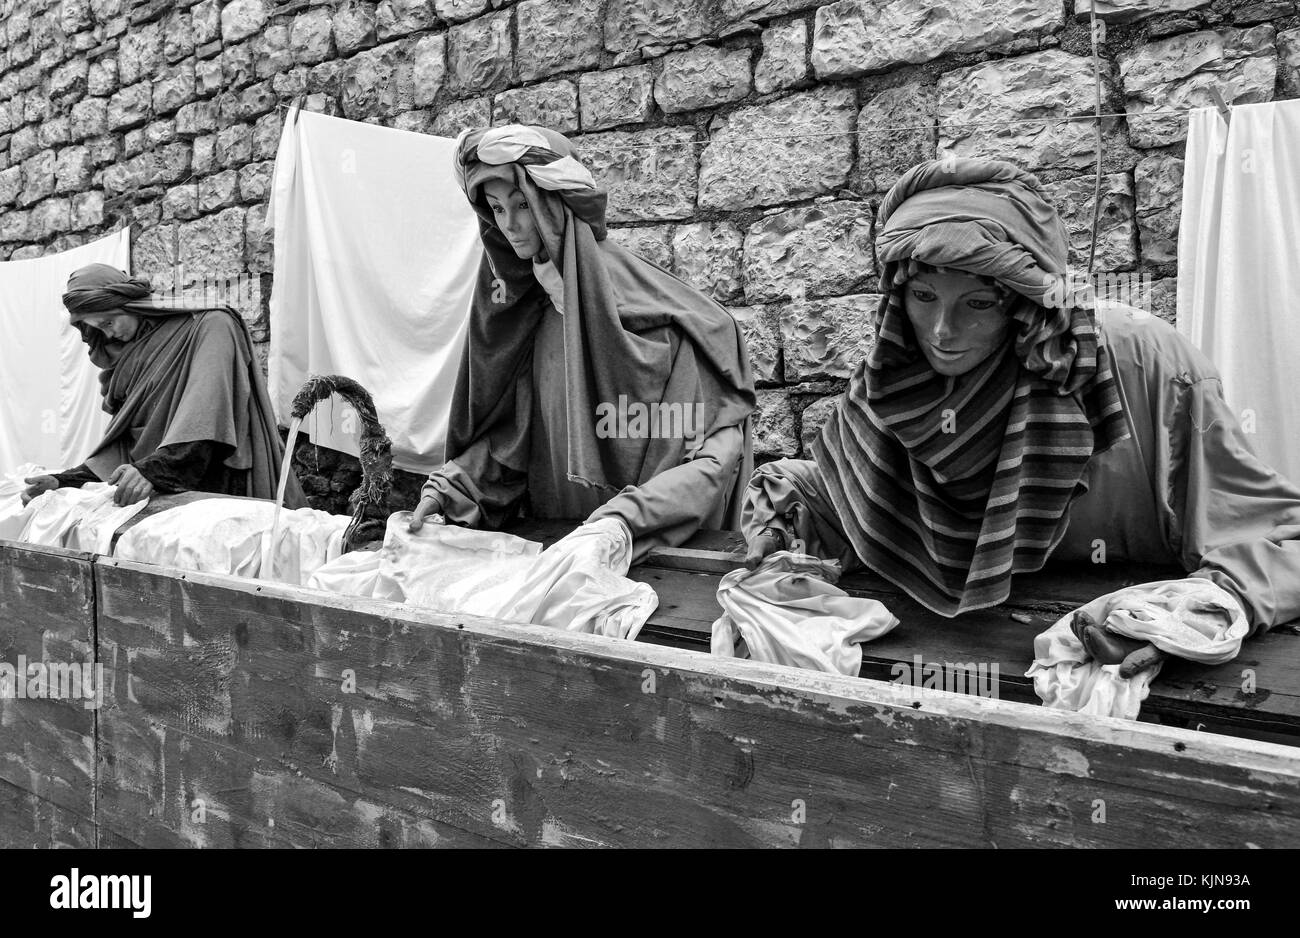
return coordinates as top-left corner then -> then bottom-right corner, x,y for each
113,497 -> 350,586
1026,578 -> 1249,721
710,551 -> 900,676
1,481 -> 148,554
307,516 -> 657,640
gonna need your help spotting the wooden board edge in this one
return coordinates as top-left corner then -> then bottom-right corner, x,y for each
91,556 -> 1300,782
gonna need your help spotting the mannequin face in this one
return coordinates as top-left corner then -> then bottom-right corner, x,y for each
902,268 -> 1014,376
482,178 -> 545,261
80,311 -> 143,343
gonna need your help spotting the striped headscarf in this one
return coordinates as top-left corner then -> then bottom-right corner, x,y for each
812,158 -> 1130,616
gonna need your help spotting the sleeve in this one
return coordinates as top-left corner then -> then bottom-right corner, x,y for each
421,433 -> 529,529
585,425 -> 745,564
51,464 -> 101,489
1168,376 -> 1300,635
134,440 -> 230,494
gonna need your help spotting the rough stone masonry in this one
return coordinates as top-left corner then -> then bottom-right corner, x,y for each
1,0 -> 1298,513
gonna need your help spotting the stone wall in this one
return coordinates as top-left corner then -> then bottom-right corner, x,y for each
2,0 -> 1298,514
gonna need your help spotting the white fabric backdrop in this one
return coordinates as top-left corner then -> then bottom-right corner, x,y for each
1179,99 -> 1300,483
0,230 -> 130,476
267,107 -> 482,474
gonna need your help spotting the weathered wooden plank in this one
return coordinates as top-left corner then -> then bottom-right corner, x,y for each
0,540 -> 99,844
93,560 -> 510,848
91,558 -> 1300,848
0,776 -> 96,849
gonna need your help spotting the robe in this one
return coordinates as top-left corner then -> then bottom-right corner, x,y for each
53,308 -> 305,507
425,248 -> 746,564
747,304 -> 1300,634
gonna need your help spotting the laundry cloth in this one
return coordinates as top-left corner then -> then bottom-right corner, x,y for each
1026,578 -> 1249,720
2,478 -> 148,554
710,551 -> 900,676
113,496 -> 350,586
307,516 -> 658,640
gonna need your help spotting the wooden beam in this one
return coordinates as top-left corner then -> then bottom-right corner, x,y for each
0,540 -> 98,847
92,558 -> 1300,848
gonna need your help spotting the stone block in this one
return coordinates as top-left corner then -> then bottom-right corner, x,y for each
779,292 -> 879,380
699,87 -> 855,210
579,65 -> 654,131
493,80 -> 579,133
517,0 -> 603,82
577,126 -> 697,222
742,200 -> 874,303
654,44 -> 752,114
672,221 -> 743,303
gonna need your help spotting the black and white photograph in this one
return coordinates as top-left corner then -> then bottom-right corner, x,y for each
0,0 -> 1293,906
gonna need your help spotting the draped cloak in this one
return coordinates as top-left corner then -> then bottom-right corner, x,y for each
62,263 -> 305,507
431,125 -> 755,532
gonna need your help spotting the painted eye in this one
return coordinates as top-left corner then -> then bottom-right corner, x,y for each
967,298 -> 999,311
909,288 -> 936,302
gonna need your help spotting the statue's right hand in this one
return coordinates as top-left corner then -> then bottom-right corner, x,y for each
407,495 -> 446,532
20,475 -> 59,507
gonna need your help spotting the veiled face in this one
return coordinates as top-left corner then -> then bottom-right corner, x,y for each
79,311 -> 143,343
903,268 -> 1014,376
483,178 -> 545,261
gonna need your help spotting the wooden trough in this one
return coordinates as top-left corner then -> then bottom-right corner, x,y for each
2,495 -> 1299,848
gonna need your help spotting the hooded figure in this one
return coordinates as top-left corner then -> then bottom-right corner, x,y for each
745,158 -> 1300,663
411,125 -> 755,561
23,264 -> 305,508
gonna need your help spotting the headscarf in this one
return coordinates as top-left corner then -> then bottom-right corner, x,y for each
449,125 -> 755,524
61,264 -> 305,506
812,158 -> 1130,616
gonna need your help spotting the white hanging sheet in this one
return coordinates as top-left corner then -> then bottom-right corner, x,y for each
1178,99 -> 1300,483
267,107 -> 482,474
0,230 -> 130,476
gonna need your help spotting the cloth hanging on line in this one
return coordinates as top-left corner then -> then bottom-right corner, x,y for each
1178,98 -> 1300,483
0,230 -> 129,477
266,107 -> 482,474
710,551 -> 900,676
307,516 -> 658,640
1026,578 -> 1248,720
113,496 -> 350,586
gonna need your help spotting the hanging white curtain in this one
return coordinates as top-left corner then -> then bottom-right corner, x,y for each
0,230 -> 130,476
266,107 -> 482,474
1179,99 -> 1300,483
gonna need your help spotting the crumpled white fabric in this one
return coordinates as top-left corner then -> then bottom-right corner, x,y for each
307,515 -> 658,640
710,551 -> 900,676
1,475 -> 148,554
113,497 -> 351,586
1026,578 -> 1249,720
0,462 -> 45,542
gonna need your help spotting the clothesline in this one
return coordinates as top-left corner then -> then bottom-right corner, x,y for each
272,99 -> 1217,150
